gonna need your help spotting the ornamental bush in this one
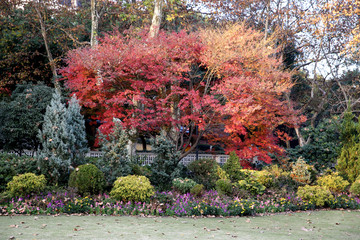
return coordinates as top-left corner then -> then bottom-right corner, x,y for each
350,176 -> 360,195
188,158 -> 219,189
0,153 -> 39,192
223,151 -> 242,182
172,178 -> 197,194
190,184 -> 204,197
7,173 -> 46,197
290,157 -> 317,184
110,175 -> 154,202
317,172 -> 349,193
297,185 -> 334,207
68,164 -> 105,196
215,179 -> 233,196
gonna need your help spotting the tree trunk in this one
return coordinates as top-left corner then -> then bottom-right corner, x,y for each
149,0 -> 163,38
35,3 -> 59,89
91,0 -> 98,47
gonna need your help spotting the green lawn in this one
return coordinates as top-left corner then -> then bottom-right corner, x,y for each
1,210 -> 360,240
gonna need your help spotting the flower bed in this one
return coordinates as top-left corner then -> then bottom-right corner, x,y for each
1,190 -> 360,217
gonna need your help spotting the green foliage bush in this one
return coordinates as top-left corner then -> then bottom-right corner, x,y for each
290,157 -> 317,184
68,164 -> 105,196
188,158 -> 219,189
265,165 -> 298,192
317,172 -> 349,193
110,175 -> 155,202
215,179 -> 233,196
149,133 -> 183,190
7,173 -> 46,197
172,178 -> 197,194
190,184 -> 204,197
297,185 -> 334,207
350,176 -> 360,195
98,120 -> 132,187
223,152 -> 242,182
286,118 -> 341,172
0,153 -> 39,192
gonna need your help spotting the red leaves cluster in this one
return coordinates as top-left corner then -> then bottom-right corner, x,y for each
62,25 -> 302,165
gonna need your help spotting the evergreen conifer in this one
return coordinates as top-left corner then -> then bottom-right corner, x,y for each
37,89 -> 71,185
66,94 -> 89,167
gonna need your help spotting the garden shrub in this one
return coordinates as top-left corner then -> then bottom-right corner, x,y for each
297,185 -> 334,207
215,179 -> 233,196
7,173 -> 46,197
149,133 -> 182,190
0,153 -> 39,192
110,175 -> 154,202
286,118 -> 341,172
337,111 -> 360,183
68,164 -> 105,196
350,176 -> 360,195
190,184 -> 204,197
172,178 -> 197,194
252,170 -> 273,188
188,158 -> 219,189
223,151 -> 242,182
215,165 -> 229,180
237,179 -> 266,195
290,157 -> 317,184
98,120 -> 132,187
317,171 -> 349,193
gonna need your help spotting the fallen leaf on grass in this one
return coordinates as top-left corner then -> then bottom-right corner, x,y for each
335,223 -> 340,225
301,227 -> 312,232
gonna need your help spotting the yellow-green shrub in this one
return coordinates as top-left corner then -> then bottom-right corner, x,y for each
7,173 -> 46,197
350,176 -> 360,195
68,164 -> 105,196
297,185 -> 334,207
110,175 -> 154,202
215,165 -> 229,180
252,170 -> 273,188
317,172 -> 349,193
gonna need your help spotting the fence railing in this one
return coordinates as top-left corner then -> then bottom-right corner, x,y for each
3,150 -> 229,166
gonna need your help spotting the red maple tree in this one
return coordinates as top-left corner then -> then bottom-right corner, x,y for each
62,24 -> 302,166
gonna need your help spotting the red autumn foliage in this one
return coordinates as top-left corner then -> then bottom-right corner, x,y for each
61,24 -> 303,166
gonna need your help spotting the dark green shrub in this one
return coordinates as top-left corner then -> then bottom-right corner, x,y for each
190,184 -> 204,197
0,153 -> 39,192
68,164 -> 105,196
172,178 -> 197,194
223,151 -> 243,182
7,173 -> 46,197
297,185 -> 334,207
286,118 -> 341,172
110,175 -> 154,202
350,176 -> 360,195
188,158 -> 219,189
215,179 -> 233,196
0,84 -> 54,154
